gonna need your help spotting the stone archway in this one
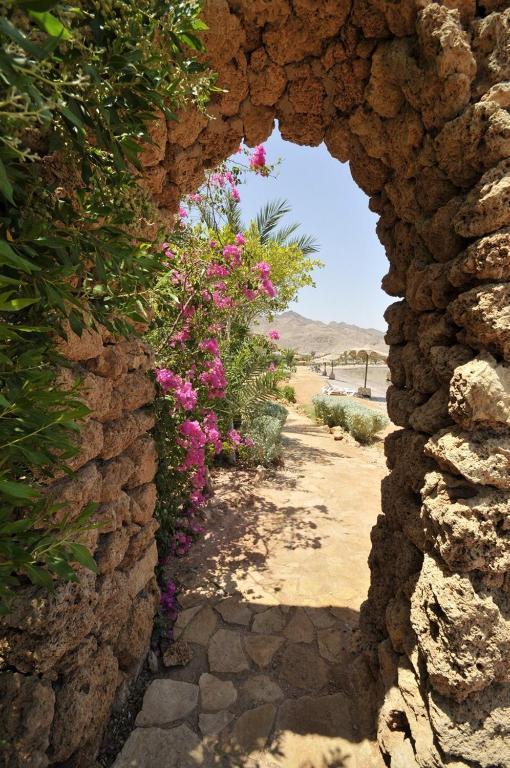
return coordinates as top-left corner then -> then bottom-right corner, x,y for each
139,1 -> 510,765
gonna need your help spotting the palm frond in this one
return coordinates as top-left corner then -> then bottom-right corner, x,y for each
236,371 -> 279,419
273,222 -> 301,245
255,199 -> 291,244
224,196 -> 244,232
286,233 -> 320,256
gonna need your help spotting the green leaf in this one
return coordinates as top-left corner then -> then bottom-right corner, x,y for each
0,297 -> 40,312
28,10 -> 73,39
0,480 -> 39,501
0,18 -> 47,59
67,543 -> 97,573
23,564 -> 54,589
0,158 -> 14,205
0,241 -> 39,274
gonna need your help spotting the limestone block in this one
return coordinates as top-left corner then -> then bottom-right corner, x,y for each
167,107 -> 208,150
426,427 -> 510,489
384,300 -> 418,345
120,519 -> 159,568
450,283 -> 510,360
94,570 -> 132,644
435,101 -> 510,187
129,483 -> 157,526
449,353 -> 510,430
56,365 -> 113,422
55,320 -> 103,362
99,454 -> 135,502
93,492 -> 132,533
115,584 -> 159,671
420,470 -> 510,574
429,684 -> 510,767
248,47 -> 286,106
45,461 -> 102,522
95,526 -> 131,574
67,419 -> 104,472
126,542 -> 158,599
124,435 -> 158,488
428,344 -> 473,385
101,409 -> 155,461
409,387 -> 451,434
103,371 -> 156,421
416,197 -> 466,263
411,553 -> 510,700
472,9 -> 510,94
0,672 -> 55,768
199,672 -> 238,711
454,158 -> 510,237
138,110 -> 167,167
1,569 -> 99,673
50,645 -> 118,763
450,228 -> 510,287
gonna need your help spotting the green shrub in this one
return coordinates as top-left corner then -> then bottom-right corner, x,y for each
312,396 -> 388,444
280,384 -> 296,403
243,402 -> 288,465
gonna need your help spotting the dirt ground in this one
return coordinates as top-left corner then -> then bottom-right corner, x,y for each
112,397 -> 389,768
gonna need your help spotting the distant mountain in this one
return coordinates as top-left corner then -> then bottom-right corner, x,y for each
254,311 -> 387,355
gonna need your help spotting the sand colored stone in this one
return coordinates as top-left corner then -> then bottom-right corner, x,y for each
283,608 -> 315,644
244,635 -> 285,668
208,629 -> 250,674
181,606 -> 218,646
230,704 -> 276,752
113,725 -> 200,768
199,673 -> 237,711
199,711 -> 235,737
215,597 -> 252,626
135,680 -> 199,726
251,607 -> 286,634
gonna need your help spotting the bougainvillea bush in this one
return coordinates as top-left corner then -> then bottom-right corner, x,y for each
146,146 -> 321,561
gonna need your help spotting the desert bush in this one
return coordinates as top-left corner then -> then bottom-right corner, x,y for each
312,396 -> 388,443
280,384 -> 296,403
242,402 -> 288,465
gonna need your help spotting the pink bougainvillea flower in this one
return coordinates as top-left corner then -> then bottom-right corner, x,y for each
225,170 -> 234,184
242,287 -> 258,301
174,381 -> 198,410
199,338 -> 220,356
254,261 -> 271,278
261,278 -> 277,298
223,245 -> 241,265
235,232 -> 246,246
244,436 -> 255,448
267,329 -> 280,340
268,362 -> 277,372
228,428 -> 242,446
188,193 -> 202,203
207,263 -> 230,278
178,206 -> 188,218
209,239 -> 217,249
155,368 -> 180,392
210,172 -> 225,187
231,186 -> 240,202
250,144 -> 266,170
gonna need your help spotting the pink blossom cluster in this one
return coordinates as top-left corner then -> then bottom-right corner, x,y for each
254,261 -> 277,298
228,428 -> 255,449
210,170 -> 240,202
199,356 -> 227,398
156,368 -> 198,410
267,330 -> 280,340
250,144 -> 266,172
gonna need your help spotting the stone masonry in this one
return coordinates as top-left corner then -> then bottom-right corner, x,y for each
138,1 -> 510,766
0,323 -> 160,767
2,0 -> 510,765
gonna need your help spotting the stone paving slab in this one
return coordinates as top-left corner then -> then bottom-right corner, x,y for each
113,408 -> 386,768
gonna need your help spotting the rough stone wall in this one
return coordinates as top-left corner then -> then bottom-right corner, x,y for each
2,0 -> 510,765
0,325 -> 159,767
140,1 -> 510,766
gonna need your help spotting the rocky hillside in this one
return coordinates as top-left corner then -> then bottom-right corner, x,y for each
254,311 -> 387,355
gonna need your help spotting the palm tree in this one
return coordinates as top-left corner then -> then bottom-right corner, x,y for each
248,198 -> 319,256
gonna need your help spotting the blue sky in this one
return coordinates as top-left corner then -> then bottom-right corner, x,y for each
233,126 -> 388,331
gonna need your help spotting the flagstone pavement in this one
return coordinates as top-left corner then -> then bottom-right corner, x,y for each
113,408 -> 388,768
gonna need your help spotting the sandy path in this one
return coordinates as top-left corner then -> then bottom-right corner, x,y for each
113,407 -> 387,768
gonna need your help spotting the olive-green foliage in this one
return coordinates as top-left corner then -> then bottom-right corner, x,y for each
312,395 -> 388,443
244,402 -> 288,466
0,0 -> 213,610
280,384 -> 296,403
